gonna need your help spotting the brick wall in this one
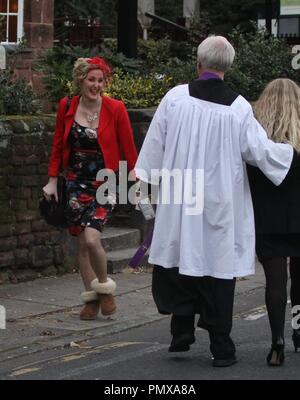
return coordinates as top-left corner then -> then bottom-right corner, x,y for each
0,116 -> 71,284
0,109 -> 154,284
13,0 -> 54,111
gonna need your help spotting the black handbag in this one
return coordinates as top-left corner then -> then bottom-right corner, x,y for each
39,97 -> 71,229
39,176 -> 68,228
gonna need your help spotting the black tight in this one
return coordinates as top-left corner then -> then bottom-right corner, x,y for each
262,257 -> 300,344
290,258 -> 300,310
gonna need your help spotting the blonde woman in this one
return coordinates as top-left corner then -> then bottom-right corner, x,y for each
43,57 -> 137,320
247,78 -> 300,366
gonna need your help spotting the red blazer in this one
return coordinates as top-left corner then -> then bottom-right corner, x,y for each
48,95 -> 138,177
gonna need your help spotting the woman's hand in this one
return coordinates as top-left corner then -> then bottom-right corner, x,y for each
43,177 -> 58,202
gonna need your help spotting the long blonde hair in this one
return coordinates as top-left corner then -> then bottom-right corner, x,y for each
254,78 -> 300,152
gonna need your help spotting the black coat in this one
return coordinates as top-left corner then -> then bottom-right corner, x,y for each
247,150 -> 300,234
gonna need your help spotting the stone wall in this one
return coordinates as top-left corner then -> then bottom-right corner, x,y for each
0,108 -> 155,284
0,116 -> 68,284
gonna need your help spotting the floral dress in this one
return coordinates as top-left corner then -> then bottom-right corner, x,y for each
65,121 -> 114,236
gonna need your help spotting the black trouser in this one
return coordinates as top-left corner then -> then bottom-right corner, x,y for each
152,266 -> 236,359
207,277 -> 236,360
261,257 -> 300,344
170,315 -> 195,337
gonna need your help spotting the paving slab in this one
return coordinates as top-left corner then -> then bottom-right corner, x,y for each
0,261 -> 267,365
0,268 -> 153,318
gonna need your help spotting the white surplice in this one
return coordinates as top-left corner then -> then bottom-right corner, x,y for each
135,84 -> 294,279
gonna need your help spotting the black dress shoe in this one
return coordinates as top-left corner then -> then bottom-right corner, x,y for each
169,333 -> 195,352
212,356 -> 238,367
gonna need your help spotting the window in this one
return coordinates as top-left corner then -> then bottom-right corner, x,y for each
0,0 -> 24,44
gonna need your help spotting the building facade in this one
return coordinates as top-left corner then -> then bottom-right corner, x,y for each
0,0 -> 54,95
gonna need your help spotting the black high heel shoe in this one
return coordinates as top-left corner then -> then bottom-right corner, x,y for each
292,330 -> 300,353
266,344 -> 285,366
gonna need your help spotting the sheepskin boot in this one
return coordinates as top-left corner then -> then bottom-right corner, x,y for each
91,277 -> 117,316
80,290 -> 100,320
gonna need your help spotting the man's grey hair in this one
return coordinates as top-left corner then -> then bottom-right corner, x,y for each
197,35 -> 235,72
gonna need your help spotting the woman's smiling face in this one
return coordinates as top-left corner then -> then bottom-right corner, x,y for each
81,69 -> 105,100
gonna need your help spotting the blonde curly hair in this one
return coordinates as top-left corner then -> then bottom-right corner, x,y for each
254,78 -> 300,153
72,57 -> 111,95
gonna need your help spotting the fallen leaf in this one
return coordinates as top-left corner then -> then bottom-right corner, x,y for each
70,341 -> 81,348
40,330 -> 55,336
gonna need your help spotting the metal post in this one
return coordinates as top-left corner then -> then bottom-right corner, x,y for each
117,0 -> 138,58
265,0 -> 272,34
0,45 -> 7,70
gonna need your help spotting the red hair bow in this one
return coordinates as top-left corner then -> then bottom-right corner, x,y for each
87,57 -> 111,77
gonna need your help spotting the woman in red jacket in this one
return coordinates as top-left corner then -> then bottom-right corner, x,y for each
43,57 -> 138,320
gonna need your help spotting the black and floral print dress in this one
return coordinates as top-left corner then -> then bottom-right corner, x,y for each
65,121 -> 114,236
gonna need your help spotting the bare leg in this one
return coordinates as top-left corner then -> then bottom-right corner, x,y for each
78,232 -> 97,290
83,227 -> 116,316
77,231 -> 101,320
84,227 -> 107,283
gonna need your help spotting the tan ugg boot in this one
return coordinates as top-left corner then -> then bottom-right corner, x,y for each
90,277 -> 117,316
79,290 -> 100,320
99,294 -> 116,316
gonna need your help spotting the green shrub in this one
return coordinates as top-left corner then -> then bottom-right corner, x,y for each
36,45 -> 93,106
0,40 -> 40,115
37,40 -> 196,109
36,28 -> 299,110
105,38 -> 197,81
137,39 -> 174,70
0,70 -> 40,115
106,68 -> 173,108
37,45 -> 143,107
226,29 -> 300,101
137,29 -> 299,102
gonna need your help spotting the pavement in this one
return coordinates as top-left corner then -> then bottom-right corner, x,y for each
0,262 -> 266,366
